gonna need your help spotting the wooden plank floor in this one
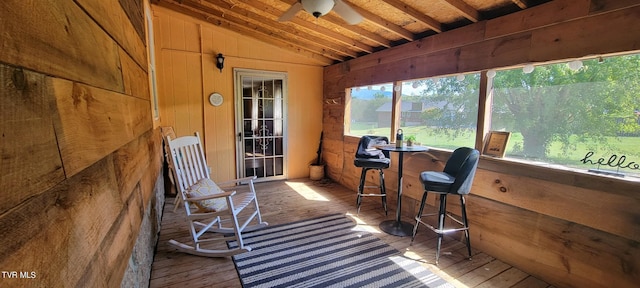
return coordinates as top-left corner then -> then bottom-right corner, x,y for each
149,178 -> 552,288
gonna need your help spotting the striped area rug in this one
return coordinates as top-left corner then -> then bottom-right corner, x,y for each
228,214 -> 453,288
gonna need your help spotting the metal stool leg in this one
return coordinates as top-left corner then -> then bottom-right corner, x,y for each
411,191 -> 429,243
460,195 -> 472,259
436,193 -> 448,265
378,168 -> 387,215
356,168 -> 367,214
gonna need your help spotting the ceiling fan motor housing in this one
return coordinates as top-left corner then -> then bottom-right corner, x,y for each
301,0 -> 335,18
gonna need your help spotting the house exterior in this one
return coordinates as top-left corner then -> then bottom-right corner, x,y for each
376,101 -> 426,127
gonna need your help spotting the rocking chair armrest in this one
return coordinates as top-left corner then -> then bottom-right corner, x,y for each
186,190 -> 236,202
216,176 -> 257,188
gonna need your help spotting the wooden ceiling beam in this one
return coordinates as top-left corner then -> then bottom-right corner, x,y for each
276,0 -> 392,48
154,0 -> 553,65
511,0 -> 528,9
381,0 -> 443,33
173,0 -> 357,58
155,1 -> 340,62
236,0 -> 375,54
196,0 -> 359,57
442,0 -> 481,22
349,2 -> 415,41
321,14 -> 393,48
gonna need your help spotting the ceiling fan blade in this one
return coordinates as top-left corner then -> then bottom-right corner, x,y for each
333,0 -> 363,25
278,2 -> 303,22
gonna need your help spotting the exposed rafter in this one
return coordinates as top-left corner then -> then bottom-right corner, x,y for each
381,0 -> 442,32
442,0 -> 481,22
152,0 -> 550,65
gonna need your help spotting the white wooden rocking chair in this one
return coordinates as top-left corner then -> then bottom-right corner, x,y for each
165,132 -> 268,257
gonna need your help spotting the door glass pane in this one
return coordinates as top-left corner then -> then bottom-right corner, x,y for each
236,71 -> 287,181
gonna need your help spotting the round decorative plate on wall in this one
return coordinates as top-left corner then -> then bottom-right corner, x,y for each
209,92 -> 223,106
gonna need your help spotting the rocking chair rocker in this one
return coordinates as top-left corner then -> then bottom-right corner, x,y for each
165,132 -> 268,257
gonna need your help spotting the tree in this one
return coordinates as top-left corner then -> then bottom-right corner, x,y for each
415,75 -> 480,139
411,54 -> 640,160
492,54 -> 640,159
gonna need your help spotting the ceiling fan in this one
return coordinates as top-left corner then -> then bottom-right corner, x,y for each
278,0 -> 364,25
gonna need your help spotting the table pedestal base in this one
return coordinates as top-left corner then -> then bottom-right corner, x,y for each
379,220 -> 414,237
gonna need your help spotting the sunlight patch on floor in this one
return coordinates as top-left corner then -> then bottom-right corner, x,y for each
387,255 -> 452,286
394,251 -> 467,288
401,249 -> 423,261
345,212 -> 382,234
284,181 -> 329,201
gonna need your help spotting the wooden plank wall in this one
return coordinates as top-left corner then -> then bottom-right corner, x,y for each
0,0 -> 162,287
322,1 -> 640,287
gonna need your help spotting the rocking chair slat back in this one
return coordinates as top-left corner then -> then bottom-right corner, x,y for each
163,131 -> 268,257
168,134 -> 209,192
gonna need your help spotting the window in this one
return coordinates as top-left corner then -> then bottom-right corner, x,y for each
399,74 -> 479,150
344,53 -> 640,180
346,76 -> 479,150
346,83 -> 393,137
491,54 -> 640,178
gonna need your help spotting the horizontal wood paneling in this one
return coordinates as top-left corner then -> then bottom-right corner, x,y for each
472,167 -> 640,240
1,0 -> 160,286
0,0 -> 123,92
0,155 -> 122,286
75,0 -> 148,69
53,80 -> 152,177
330,0 -> 640,89
483,0 -> 590,39
468,195 -> 639,288
120,48 -> 152,100
0,65 -> 65,215
529,6 -> 640,62
0,129 -> 163,287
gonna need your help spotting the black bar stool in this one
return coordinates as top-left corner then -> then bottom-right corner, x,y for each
411,147 -> 479,264
353,135 -> 391,214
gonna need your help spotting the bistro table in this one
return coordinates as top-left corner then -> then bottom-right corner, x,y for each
376,144 -> 429,237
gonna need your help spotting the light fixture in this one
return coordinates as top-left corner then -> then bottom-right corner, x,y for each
487,69 -> 497,78
523,64 -> 534,74
216,53 -> 225,73
456,74 -> 465,81
301,0 -> 334,18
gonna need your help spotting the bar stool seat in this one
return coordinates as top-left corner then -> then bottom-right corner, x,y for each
354,158 -> 389,169
411,147 -> 479,264
354,135 -> 390,214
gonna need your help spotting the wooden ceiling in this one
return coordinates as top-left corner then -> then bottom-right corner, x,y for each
152,0 -> 551,65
